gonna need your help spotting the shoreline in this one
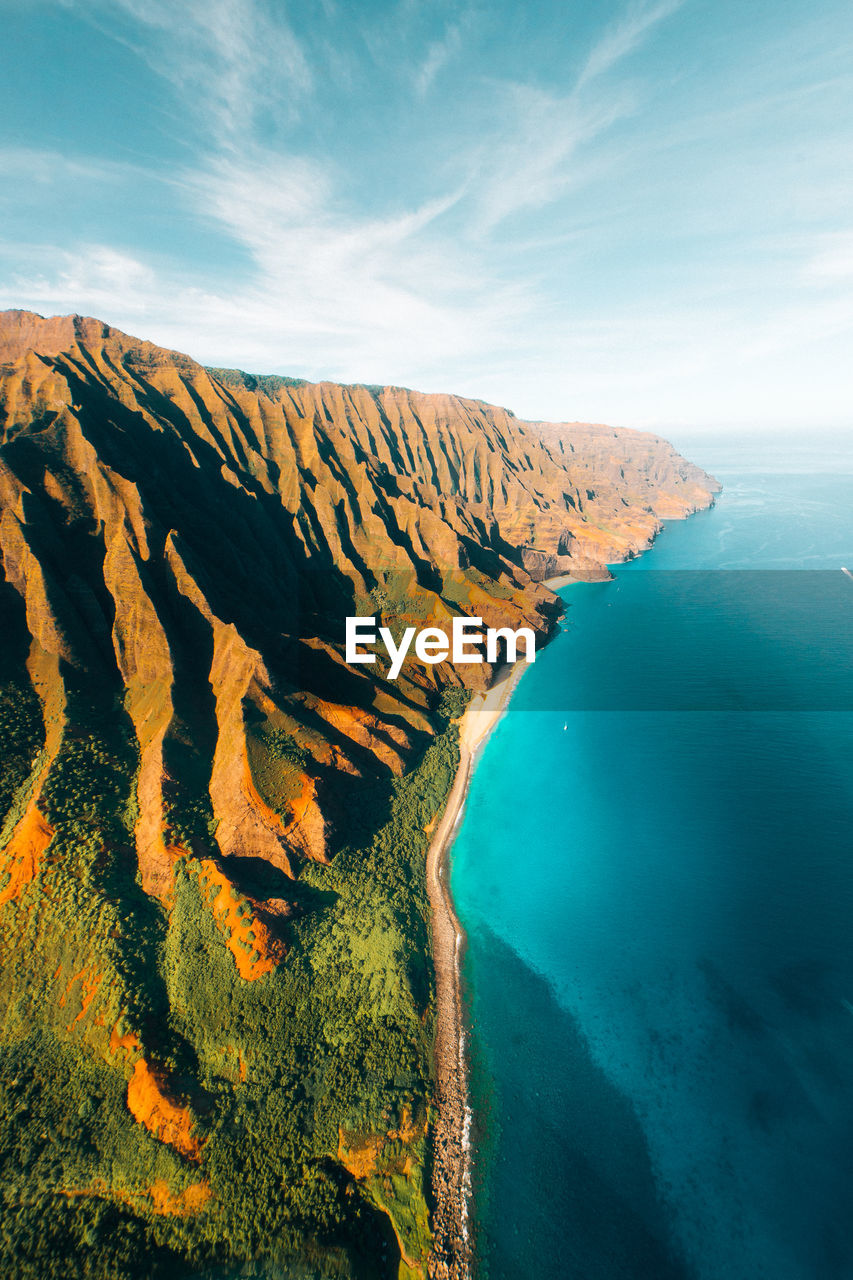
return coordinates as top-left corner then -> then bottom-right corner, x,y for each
424,534 -> 721,1272
426,661 -> 529,1280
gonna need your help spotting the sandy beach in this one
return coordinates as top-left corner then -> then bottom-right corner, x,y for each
426,662 -> 528,1280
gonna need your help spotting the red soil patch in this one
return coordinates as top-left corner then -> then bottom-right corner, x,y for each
109,1023 -> 141,1058
58,967 -> 102,1029
140,830 -> 190,898
195,858 -> 286,981
337,1130 -> 384,1180
62,1177 -> 211,1217
0,804 -> 54,904
283,772 -> 315,830
242,752 -> 320,853
337,1106 -> 425,1181
126,1059 -> 201,1160
147,1179 -> 212,1215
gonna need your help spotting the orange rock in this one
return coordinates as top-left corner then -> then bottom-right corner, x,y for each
311,699 -> 409,775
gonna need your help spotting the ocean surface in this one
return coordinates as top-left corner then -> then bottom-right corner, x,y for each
450,435 -> 853,1280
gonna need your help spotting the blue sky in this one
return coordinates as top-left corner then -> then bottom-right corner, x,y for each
1,0 -> 852,430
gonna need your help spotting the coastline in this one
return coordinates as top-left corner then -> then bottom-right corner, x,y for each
424,519 -> 719,1274
426,661 -> 529,1279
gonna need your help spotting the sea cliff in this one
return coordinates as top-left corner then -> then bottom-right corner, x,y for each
0,308 -> 718,1279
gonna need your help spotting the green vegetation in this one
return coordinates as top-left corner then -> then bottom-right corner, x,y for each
0,679 -> 44,825
245,718 -> 310,817
0,664 -> 468,1279
205,368 -> 309,397
0,1032 -> 203,1280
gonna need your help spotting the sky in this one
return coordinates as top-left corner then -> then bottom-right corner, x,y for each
1,0 -> 852,432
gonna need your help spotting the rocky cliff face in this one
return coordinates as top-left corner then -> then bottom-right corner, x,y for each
0,310 -> 717,880
519,418 -> 715,579
0,309 -> 718,1280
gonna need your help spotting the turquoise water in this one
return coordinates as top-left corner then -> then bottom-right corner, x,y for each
450,444 -> 853,1279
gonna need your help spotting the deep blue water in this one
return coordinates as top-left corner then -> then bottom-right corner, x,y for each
450,442 -> 853,1280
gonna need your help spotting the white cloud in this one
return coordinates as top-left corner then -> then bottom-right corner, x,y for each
5,0 -> 851,433
177,150 -> 526,373
75,0 -> 312,146
803,230 -> 853,283
468,81 -> 637,232
2,144 -> 533,384
457,0 -> 684,234
0,146 -> 146,186
7,220 -> 853,433
4,244 -> 158,318
415,20 -> 465,96
577,0 -> 684,89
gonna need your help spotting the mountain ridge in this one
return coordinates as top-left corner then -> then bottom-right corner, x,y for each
0,307 -> 718,1280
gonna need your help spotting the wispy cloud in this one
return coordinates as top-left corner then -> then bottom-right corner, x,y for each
415,19 -> 466,96
2,242 -> 163,327
468,81 -> 638,233
577,0 -> 684,89
74,0 -> 312,147
6,0 -> 851,430
175,151 -> 525,372
2,144 -> 531,383
803,230 -> 853,283
0,0 -> 702,395
0,145 -> 163,191
460,1 -> 684,233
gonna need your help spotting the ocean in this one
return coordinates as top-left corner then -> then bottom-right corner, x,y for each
450,436 -> 853,1279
